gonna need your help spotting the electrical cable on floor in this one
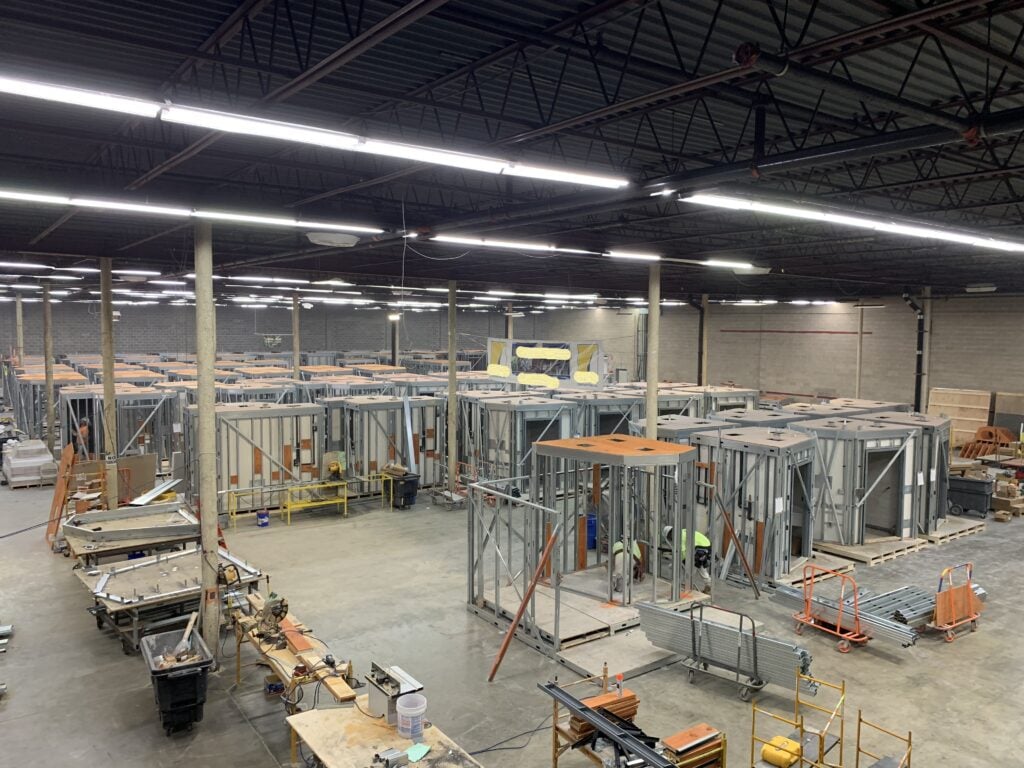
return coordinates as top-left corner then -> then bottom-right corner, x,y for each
469,713 -> 552,755
0,520 -> 48,539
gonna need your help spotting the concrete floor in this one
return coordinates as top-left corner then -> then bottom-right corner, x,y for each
0,485 -> 1020,767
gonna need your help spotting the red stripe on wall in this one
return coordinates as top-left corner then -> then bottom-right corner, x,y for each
719,329 -> 872,335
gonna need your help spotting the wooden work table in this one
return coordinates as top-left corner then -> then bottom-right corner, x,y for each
234,593 -> 357,706
286,697 -> 482,768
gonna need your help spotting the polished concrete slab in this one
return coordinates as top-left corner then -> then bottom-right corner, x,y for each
0,484 -> 1019,767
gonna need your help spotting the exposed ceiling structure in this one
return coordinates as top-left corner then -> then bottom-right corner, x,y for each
1,0 -> 1024,307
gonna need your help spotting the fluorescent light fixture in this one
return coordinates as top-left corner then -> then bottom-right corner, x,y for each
606,250 -> 660,261
193,210 -> 381,234
683,193 -> 1024,253
0,187 -> 382,234
502,163 -> 628,189
965,283 -> 997,293
545,292 -> 599,300
487,290 -> 516,296
0,190 -> 72,206
0,260 -> 48,269
0,76 -> 160,117
230,275 -> 309,285
160,290 -> 196,296
240,304 -> 269,309
69,197 -> 190,217
150,279 -> 186,286
161,106 -> 362,150
788,300 -> 811,305
811,300 -> 837,306
43,275 -> 83,281
387,313 -> 402,321
704,259 -> 755,269
5,284 -> 42,290
55,266 -> 100,273
472,296 -> 504,302
312,279 -> 354,287
431,235 -> 598,255
0,75 -> 627,188
113,269 -> 162,276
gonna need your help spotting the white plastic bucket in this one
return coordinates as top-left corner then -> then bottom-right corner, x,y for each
396,692 -> 427,741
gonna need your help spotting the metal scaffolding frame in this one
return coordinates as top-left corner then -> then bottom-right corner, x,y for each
467,434 -> 697,657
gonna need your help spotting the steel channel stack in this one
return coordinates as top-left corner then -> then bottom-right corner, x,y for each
639,602 -> 816,692
772,584 -> 920,646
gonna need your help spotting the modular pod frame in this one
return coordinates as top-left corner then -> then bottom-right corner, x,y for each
680,386 -> 759,417
473,396 -> 575,482
631,415 -> 731,444
184,402 -> 324,514
555,391 -> 645,436
59,385 -> 178,466
321,395 -> 446,487
458,390 -> 531,468
864,411 -> 951,535
466,434 -> 698,655
792,417 -> 922,545
689,427 -> 816,585
713,408 -> 810,429
828,398 -> 913,414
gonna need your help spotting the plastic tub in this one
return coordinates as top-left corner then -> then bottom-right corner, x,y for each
396,692 -> 427,741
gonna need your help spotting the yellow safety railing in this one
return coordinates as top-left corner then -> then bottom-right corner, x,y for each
855,711 -> 911,768
280,480 -> 348,525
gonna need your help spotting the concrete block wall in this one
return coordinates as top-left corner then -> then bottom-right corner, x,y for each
1,296 -> 1020,404
0,303 -> 513,356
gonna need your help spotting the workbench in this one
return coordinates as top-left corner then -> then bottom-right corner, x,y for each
233,593 -> 357,706
62,503 -> 200,566
75,548 -> 263,653
286,697 -> 482,768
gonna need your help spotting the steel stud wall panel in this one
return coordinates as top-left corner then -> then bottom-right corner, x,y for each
184,402 -> 323,513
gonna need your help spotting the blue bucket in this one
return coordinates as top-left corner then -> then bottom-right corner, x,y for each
255,510 -> 270,527
586,513 -> 597,550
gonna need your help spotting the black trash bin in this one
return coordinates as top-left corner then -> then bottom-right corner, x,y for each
391,472 -> 420,509
947,475 -> 993,518
140,629 -> 214,735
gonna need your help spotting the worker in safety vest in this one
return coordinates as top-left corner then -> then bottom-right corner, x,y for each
610,539 -> 643,592
662,526 -> 713,592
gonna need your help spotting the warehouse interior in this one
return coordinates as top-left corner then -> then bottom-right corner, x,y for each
2,2 -> 1024,767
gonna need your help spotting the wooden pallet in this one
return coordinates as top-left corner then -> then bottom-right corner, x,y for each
814,537 -> 929,566
775,552 -> 856,587
925,517 -> 987,544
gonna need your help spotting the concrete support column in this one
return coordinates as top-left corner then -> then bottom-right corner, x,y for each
644,264 -> 661,440
194,221 -> 221,651
699,294 -> 709,385
504,303 -> 514,340
100,259 -> 119,509
447,281 -> 458,491
14,294 -> 24,365
42,284 -> 55,453
292,294 -> 301,381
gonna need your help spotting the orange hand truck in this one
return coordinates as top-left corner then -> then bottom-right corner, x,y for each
793,564 -> 870,653
929,562 -> 982,643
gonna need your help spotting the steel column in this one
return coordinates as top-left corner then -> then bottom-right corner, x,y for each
645,263 -> 660,440
14,294 -> 24,365
292,294 -> 301,381
447,281 -> 458,492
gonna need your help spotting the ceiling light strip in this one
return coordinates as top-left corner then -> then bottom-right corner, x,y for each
0,75 -> 629,189
683,193 -> 1024,253
0,188 -> 382,234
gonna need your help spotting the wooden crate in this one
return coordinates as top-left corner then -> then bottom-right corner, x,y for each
927,388 -> 992,447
